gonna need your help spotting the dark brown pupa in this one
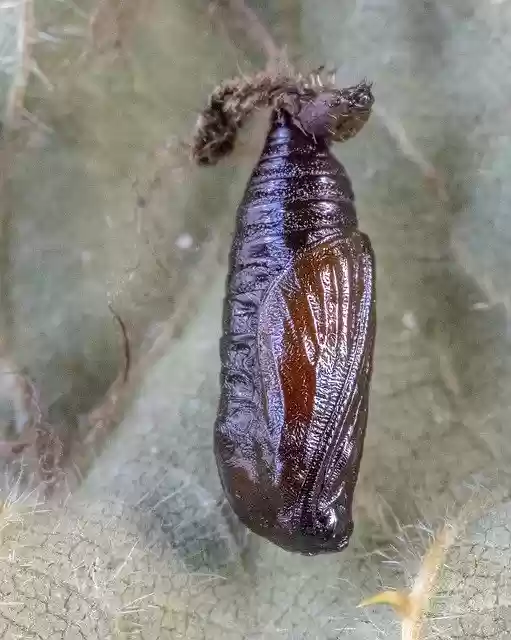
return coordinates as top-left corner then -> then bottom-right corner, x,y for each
193,72 -> 376,555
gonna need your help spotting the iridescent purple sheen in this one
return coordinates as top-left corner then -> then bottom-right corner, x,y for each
214,109 -> 376,555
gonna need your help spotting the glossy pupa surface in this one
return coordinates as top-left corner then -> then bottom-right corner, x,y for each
211,84 -> 376,555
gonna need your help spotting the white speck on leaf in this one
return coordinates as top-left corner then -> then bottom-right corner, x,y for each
402,311 -> 418,331
175,233 -> 194,250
